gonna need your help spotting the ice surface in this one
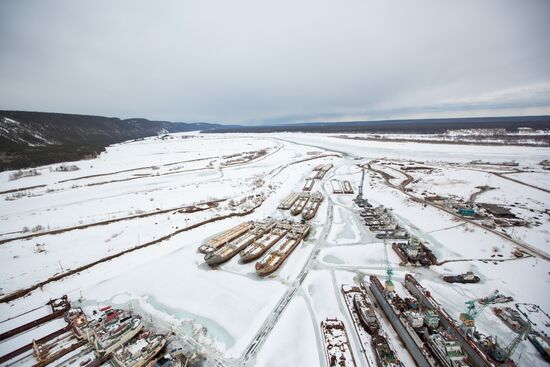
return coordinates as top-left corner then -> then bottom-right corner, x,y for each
0,133 -> 548,366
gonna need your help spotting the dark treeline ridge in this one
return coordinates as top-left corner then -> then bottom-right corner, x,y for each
203,115 -> 550,134
0,110 -> 231,170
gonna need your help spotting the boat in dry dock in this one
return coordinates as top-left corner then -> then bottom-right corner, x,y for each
372,334 -> 404,367
353,293 -> 379,335
90,312 -> 143,355
321,318 -> 357,367
255,223 -> 310,276
205,220 -> 275,266
302,192 -> 323,220
290,192 -> 310,215
240,223 -> 289,263
112,332 -> 166,367
198,221 -> 254,254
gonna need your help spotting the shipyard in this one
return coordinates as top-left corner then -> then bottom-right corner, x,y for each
0,296 -> 189,367
1,132 -> 548,367
2,2 -> 550,366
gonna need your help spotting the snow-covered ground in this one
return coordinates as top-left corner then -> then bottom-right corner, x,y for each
0,133 -> 548,367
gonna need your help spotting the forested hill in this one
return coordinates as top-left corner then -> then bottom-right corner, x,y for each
0,110 -> 229,170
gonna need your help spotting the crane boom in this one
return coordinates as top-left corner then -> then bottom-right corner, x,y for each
356,167 -> 365,203
383,240 -> 394,292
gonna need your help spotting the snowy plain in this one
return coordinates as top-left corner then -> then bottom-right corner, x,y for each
0,133 -> 548,366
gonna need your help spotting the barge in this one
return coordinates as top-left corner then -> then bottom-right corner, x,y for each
321,318 -> 357,367
343,180 -> 354,194
290,192 -> 310,215
303,178 -> 315,191
240,223 -> 289,263
331,179 -> 343,194
205,220 -> 275,266
255,223 -> 310,276
198,221 -> 254,254
302,192 -> 324,220
278,192 -> 300,210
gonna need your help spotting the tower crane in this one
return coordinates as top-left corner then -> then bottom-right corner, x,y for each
383,240 -> 395,293
486,321 -> 531,362
460,299 -> 489,336
355,167 -> 365,204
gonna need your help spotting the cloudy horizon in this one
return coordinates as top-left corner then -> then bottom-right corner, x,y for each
1,0 -> 549,125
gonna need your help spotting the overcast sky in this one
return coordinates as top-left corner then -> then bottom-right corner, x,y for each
1,1 -> 549,124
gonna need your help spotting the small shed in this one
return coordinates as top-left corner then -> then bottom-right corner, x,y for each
478,203 -> 516,218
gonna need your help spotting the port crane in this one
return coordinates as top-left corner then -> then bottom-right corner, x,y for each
355,167 -> 365,203
383,240 -> 395,293
485,321 -> 531,362
460,299 -> 489,335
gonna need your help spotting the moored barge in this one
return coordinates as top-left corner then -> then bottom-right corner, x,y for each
255,223 -> 310,276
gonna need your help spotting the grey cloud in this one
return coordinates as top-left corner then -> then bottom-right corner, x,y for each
1,0 -> 549,124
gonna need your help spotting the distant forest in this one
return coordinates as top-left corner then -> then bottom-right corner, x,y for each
204,115 -> 550,134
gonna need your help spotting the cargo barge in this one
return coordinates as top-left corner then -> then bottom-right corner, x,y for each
290,192 -> 310,215
112,333 -> 166,367
240,223 -> 289,263
198,221 -> 254,254
255,223 -> 310,276
303,178 -> 315,191
302,192 -> 324,220
313,163 -> 333,179
321,318 -> 357,367
331,179 -> 344,194
278,192 -> 300,210
205,220 -> 275,266
343,180 -> 354,194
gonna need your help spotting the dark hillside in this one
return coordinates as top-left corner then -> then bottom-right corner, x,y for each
0,111 -> 228,170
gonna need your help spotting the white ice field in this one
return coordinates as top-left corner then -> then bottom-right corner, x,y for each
0,133 -> 549,366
